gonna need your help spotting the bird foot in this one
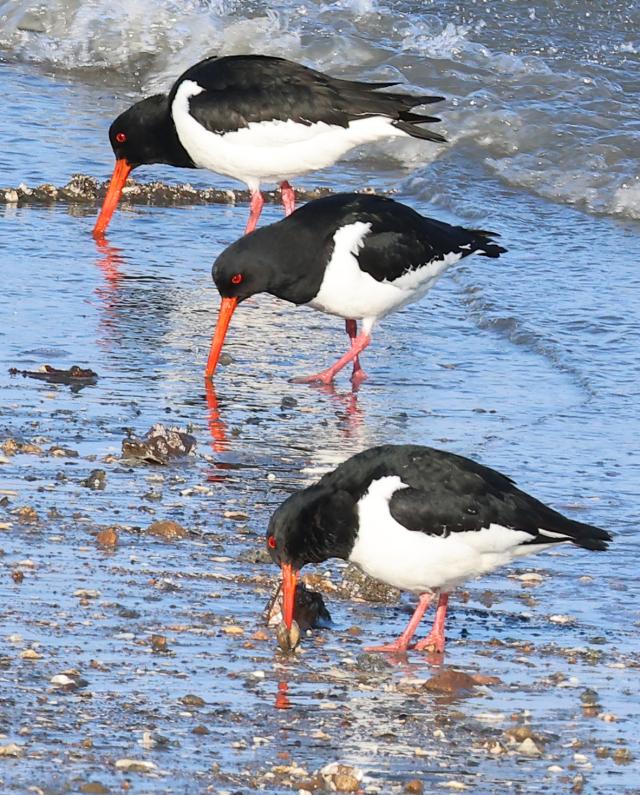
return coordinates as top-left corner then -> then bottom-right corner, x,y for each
414,632 -> 446,654
289,370 -> 335,386
364,641 -> 410,653
350,369 -> 368,388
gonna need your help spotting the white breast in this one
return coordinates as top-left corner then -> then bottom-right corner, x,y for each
308,222 -> 464,333
171,80 -> 408,190
349,476 -> 539,594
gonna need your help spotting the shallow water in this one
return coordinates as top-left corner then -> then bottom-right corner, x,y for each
1,1 -> 640,792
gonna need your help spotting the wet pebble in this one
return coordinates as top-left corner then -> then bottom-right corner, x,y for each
81,469 -> 107,490
180,694 -> 205,708
0,743 -> 23,757
517,737 -> 542,756
150,634 -> 169,653
321,763 -> 362,792
146,519 -> 188,541
96,527 -> 119,547
114,758 -> 157,773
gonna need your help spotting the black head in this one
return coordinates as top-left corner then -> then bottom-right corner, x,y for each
266,485 -> 358,570
108,94 -> 193,168
212,233 -> 278,303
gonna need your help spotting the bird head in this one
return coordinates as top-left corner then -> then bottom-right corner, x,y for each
93,94 -> 190,238
266,486 -> 357,630
205,235 -> 277,377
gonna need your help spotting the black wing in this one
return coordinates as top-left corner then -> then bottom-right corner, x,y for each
169,55 -> 445,140
327,194 -> 505,283
324,444 -> 611,550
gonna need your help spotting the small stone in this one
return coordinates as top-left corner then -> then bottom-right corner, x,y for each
321,763 -> 362,793
146,519 -> 188,541
50,674 -> 79,690
594,746 -> 609,758
150,634 -> 169,652
612,747 -> 633,764
571,773 -> 585,793
114,758 -> 157,773
96,527 -> 119,547
0,743 -> 23,757
221,625 -> 244,635
223,510 -> 248,521
20,649 -> 42,660
180,694 -> 205,708
549,614 -> 576,624
74,589 -> 100,599
405,780 -> 424,794
11,570 -> 24,584
81,469 -> 107,490
79,783 -> 110,794
15,505 -> 38,524
517,738 -> 542,756
192,725 -> 210,735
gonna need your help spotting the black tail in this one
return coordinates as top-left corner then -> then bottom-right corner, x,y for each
470,229 -> 507,258
338,80 -> 446,143
565,516 -> 612,551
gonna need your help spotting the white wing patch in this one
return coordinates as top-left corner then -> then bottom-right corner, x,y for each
309,223 -> 466,327
349,475 -> 553,593
171,80 -> 408,189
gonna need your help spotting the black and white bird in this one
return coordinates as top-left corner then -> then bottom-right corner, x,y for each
267,445 -> 611,653
93,54 -> 445,238
205,192 -> 506,383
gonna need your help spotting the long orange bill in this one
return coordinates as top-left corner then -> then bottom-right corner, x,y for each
281,562 -> 298,630
93,158 -> 133,238
205,296 -> 238,379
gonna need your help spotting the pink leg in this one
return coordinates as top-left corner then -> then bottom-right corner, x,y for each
290,332 -> 371,385
280,181 -> 296,216
345,320 -> 367,386
366,593 -> 433,653
415,593 -> 449,653
245,190 -> 264,234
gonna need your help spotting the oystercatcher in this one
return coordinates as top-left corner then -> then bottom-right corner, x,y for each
205,193 -> 506,383
267,445 -> 611,653
93,54 -> 445,238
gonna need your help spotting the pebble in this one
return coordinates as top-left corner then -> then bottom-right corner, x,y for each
81,469 -> 107,490
20,649 -> 42,660
549,614 -> 576,624
405,780 -> 424,793
223,510 -> 249,521
321,763 -> 362,793
114,758 -> 157,772
518,738 -> 542,756
74,589 -> 100,599
0,743 -> 23,757
96,527 -> 119,547
146,519 -> 188,541
180,694 -> 205,708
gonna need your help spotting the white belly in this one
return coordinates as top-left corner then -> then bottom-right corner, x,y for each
350,476 -> 539,594
171,80 -> 407,190
309,222 -> 463,332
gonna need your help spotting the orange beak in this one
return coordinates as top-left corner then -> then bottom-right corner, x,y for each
93,159 -> 133,238
205,296 -> 238,379
281,562 -> 298,630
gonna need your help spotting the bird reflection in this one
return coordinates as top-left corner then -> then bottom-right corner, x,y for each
316,381 -> 364,440
204,379 -> 230,454
274,681 -> 292,710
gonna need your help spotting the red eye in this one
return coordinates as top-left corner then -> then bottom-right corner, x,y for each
231,273 -> 243,285
115,132 -> 127,144
267,536 -> 276,549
